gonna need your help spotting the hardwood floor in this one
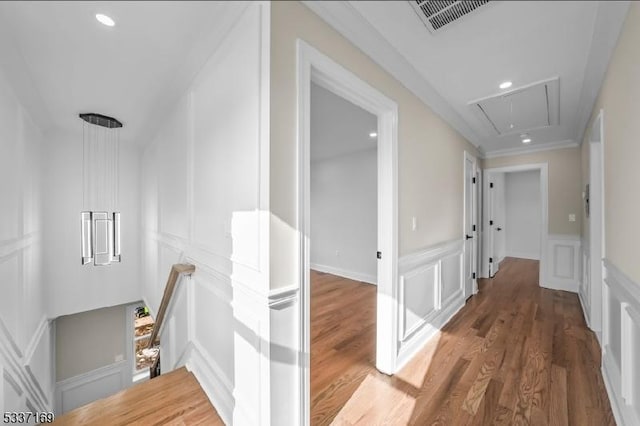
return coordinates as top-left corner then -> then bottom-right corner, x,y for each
52,367 -> 223,425
310,258 -> 615,425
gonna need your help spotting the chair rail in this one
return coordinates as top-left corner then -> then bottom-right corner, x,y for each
147,263 -> 195,350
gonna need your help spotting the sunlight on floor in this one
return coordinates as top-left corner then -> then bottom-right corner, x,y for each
332,373 -> 416,425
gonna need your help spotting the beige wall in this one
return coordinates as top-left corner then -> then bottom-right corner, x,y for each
583,3 -> 640,283
270,1 -> 479,288
55,304 -> 126,381
484,147 -> 582,235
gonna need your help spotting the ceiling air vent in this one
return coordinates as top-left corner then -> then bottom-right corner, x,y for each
411,1 -> 491,33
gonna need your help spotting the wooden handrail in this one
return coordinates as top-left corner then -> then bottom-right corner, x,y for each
147,263 -> 195,350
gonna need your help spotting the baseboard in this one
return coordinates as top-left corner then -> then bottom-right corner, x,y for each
54,360 -> 128,415
506,251 -> 540,260
186,341 -> 234,426
540,280 -> 579,293
310,263 -> 376,285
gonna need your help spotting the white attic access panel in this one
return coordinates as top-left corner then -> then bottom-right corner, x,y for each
469,78 -> 560,137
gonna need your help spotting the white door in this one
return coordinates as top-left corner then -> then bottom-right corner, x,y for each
488,176 -> 499,277
464,154 -> 476,298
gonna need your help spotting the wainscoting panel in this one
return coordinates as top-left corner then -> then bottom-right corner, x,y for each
543,234 -> 581,293
602,259 -> 640,426
396,239 -> 465,370
54,361 -> 127,415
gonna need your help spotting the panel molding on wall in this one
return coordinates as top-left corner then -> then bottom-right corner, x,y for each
580,243 -> 592,329
0,315 -> 53,415
396,239 -> 465,370
54,360 -> 127,415
141,3 -> 272,424
602,259 -> 640,426
543,234 -> 581,293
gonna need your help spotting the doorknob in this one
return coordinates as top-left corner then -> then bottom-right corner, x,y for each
496,227 -> 502,231
465,234 -> 473,240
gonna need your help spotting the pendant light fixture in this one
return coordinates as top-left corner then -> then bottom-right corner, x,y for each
79,113 -> 122,266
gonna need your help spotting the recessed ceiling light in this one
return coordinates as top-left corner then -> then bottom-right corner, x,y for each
522,138 -> 532,144
499,81 -> 513,89
96,13 -> 115,27
369,132 -> 377,138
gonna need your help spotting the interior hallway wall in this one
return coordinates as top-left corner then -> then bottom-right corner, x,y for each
505,170 -> 541,259
310,149 -> 377,284
484,147 -> 582,236
0,62 -> 54,414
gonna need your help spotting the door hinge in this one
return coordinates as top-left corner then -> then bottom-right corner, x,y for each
377,251 -> 382,259
472,224 -> 476,232
490,182 -> 494,188
489,257 -> 493,263
472,177 -> 476,184
473,272 -> 476,279
489,220 -> 494,226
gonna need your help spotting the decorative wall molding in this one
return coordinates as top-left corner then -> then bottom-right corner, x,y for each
602,259 -> 640,426
483,139 -> 578,159
309,263 -> 376,285
396,239 -> 465,370
0,302 -> 52,415
54,360 -> 128,415
543,234 -> 581,293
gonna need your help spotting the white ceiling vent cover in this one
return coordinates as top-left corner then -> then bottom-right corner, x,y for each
410,1 -> 491,33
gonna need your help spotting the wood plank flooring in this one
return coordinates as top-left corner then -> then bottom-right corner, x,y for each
52,367 -> 223,425
311,258 -> 615,425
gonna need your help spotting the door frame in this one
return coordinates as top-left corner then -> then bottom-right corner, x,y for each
588,109 -> 605,336
296,40 -> 399,424
463,151 -> 479,297
482,163 -> 548,283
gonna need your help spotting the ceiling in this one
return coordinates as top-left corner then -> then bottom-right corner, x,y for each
0,1 -> 629,156
0,1 -> 235,147
305,1 -> 630,156
311,82 -> 377,162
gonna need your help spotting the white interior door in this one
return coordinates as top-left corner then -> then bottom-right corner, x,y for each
463,153 -> 476,298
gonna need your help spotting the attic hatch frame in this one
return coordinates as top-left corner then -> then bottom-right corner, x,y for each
79,112 -> 123,266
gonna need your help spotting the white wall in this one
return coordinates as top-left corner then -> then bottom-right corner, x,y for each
42,131 -> 141,319
310,149 -> 377,284
141,4 -> 271,425
505,170 -> 541,259
0,64 -> 54,418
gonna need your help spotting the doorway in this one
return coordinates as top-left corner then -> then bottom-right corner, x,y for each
483,164 -> 549,282
297,40 -> 399,424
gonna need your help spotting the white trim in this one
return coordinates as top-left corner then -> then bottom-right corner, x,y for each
185,342 -> 234,425
297,39 -> 399,425
505,251 -> 540,260
309,263 -> 376,285
602,259 -> 640,426
587,109 -> 605,334
463,151 -> 478,298
396,239 -> 465,371
483,139 -> 578,159
54,360 -> 128,415
483,163 -> 548,288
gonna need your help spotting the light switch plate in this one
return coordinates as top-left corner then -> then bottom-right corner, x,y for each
569,214 -> 576,222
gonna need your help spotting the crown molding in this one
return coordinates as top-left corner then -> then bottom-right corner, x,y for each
301,1 -> 481,148
483,139 -> 578,159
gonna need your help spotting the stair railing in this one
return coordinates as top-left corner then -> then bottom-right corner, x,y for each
147,263 -> 195,377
